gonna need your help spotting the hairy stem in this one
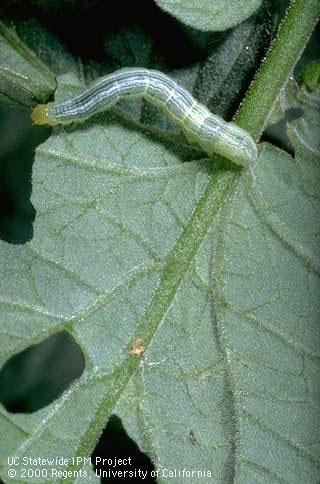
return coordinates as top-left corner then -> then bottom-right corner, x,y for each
235,0 -> 320,140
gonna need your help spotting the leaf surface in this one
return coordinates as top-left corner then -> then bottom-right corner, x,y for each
154,0 -> 262,32
0,20 -> 319,484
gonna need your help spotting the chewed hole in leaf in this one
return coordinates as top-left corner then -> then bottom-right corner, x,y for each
262,106 -> 303,156
0,106 -> 51,244
92,415 -> 156,483
0,331 -> 84,413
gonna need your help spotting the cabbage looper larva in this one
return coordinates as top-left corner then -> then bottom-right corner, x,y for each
32,68 -> 257,168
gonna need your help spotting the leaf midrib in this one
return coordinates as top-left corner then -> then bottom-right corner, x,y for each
67,165 -> 238,476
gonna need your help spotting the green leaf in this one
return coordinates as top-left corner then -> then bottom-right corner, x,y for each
300,59 -> 320,91
154,0 -> 262,32
193,0 -> 276,119
264,76 -> 300,128
229,88 -> 320,481
0,69 -> 319,483
0,20 -> 56,107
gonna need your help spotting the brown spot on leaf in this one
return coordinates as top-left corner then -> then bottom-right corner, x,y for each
131,339 -> 145,357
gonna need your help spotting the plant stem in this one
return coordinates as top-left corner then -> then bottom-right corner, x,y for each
235,0 -> 320,141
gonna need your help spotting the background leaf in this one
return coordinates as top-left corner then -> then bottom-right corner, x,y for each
0,20 -> 56,107
193,0 -> 276,119
154,0 -> 263,32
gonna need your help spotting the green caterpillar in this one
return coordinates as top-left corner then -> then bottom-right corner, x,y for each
32,67 -> 257,168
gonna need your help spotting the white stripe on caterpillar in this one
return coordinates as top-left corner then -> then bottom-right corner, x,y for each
31,67 -> 257,168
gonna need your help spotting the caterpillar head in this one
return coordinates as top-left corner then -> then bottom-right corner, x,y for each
31,104 -> 50,125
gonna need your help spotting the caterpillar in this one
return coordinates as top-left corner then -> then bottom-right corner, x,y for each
31,67 -> 257,168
